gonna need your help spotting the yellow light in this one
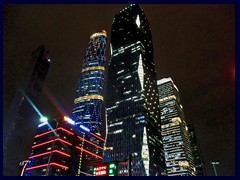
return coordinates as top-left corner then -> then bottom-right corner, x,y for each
74,95 -> 104,103
90,31 -> 107,39
82,66 -> 105,73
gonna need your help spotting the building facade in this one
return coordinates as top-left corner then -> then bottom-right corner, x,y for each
3,45 -> 51,176
71,31 -> 107,135
157,78 -> 195,176
187,124 -> 205,176
103,4 -> 165,176
23,116 -> 104,176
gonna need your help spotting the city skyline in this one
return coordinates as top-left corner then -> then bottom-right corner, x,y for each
3,4 -> 235,175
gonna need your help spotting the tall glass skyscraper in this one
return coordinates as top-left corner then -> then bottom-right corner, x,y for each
157,78 -> 195,176
187,124 -> 205,176
103,4 -> 165,176
71,31 -> 107,135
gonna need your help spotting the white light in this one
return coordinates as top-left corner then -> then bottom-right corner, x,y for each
39,116 -> 48,122
38,121 -> 48,127
64,116 -> 75,125
47,59 -> 51,62
136,15 -> 141,28
80,125 -> 90,132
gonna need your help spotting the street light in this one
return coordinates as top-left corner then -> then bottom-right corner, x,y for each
19,160 -> 29,176
211,160 -> 219,176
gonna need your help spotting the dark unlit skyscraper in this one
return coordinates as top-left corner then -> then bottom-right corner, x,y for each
3,45 -> 51,175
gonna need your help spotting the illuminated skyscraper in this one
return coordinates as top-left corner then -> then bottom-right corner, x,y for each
157,78 -> 195,176
103,4 -> 165,176
71,31 -> 107,135
3,45 -> 51,176
23,116 -> 104,176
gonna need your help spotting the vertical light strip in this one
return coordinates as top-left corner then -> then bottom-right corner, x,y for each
141,126 -> 149,176
138,54 -> 144,90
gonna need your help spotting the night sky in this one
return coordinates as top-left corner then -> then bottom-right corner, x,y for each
3,4 -> 235,176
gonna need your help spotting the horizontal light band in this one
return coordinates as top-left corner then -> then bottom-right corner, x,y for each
90,132 -> 105,142
35,127 -> 74,138
159,95 -> 177,102
32,138 -> 72,148
82,66 -> 105,73
75,146 -> 102,159
74,95 -> 103,103
90,31 -> 107,39
26,162 -> 68,171
29,150 -> 70,159
77,136 -> 104,150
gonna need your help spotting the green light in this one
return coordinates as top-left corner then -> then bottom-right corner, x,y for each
39,116 -> 48,122
109,163 -> 116,169
109,169 -> 113,174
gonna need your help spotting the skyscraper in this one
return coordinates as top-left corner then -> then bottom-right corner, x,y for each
187,124 -> 205,176
71,30 -> 107,135
23,116 -> 104,176
103,4 -> 165,176
157,78 -> 195,176
3,45 -> 51,176
24,117 -> 79,176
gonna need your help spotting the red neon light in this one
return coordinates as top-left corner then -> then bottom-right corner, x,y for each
26,163 -> 48,171
35,130 -> 54,138
32,140 -> 54,148
32,138 -> 72,148
96,170 -> 107,176
90,132 -> 105,142
58,127 -> 74,135
50,162 -> 68,169
35,127 -> 74,138
29,151 -> 51,159
94,165 -> 107,176
53,150 -> 71,157
26,162 -> 68,171
77,136 -> 104,150
75,146 -> 102,159
29,150 -> 70,159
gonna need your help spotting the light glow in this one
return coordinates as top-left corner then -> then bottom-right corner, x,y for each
38,122 -> 48,127
80,125 -> 90,132
39,116 -> 48,122
63,116 -> 75,125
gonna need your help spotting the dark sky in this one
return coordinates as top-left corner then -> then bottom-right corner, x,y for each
3,4 -> 235,176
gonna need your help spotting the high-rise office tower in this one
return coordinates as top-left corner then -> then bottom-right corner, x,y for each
3,45 -> 51,176
103,4 -> 165,176
187,124 -> 205,176
23,116 -> 104,176
157,78 -> 195,176
23,117 -> 80,176
71,30 -> 107,135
